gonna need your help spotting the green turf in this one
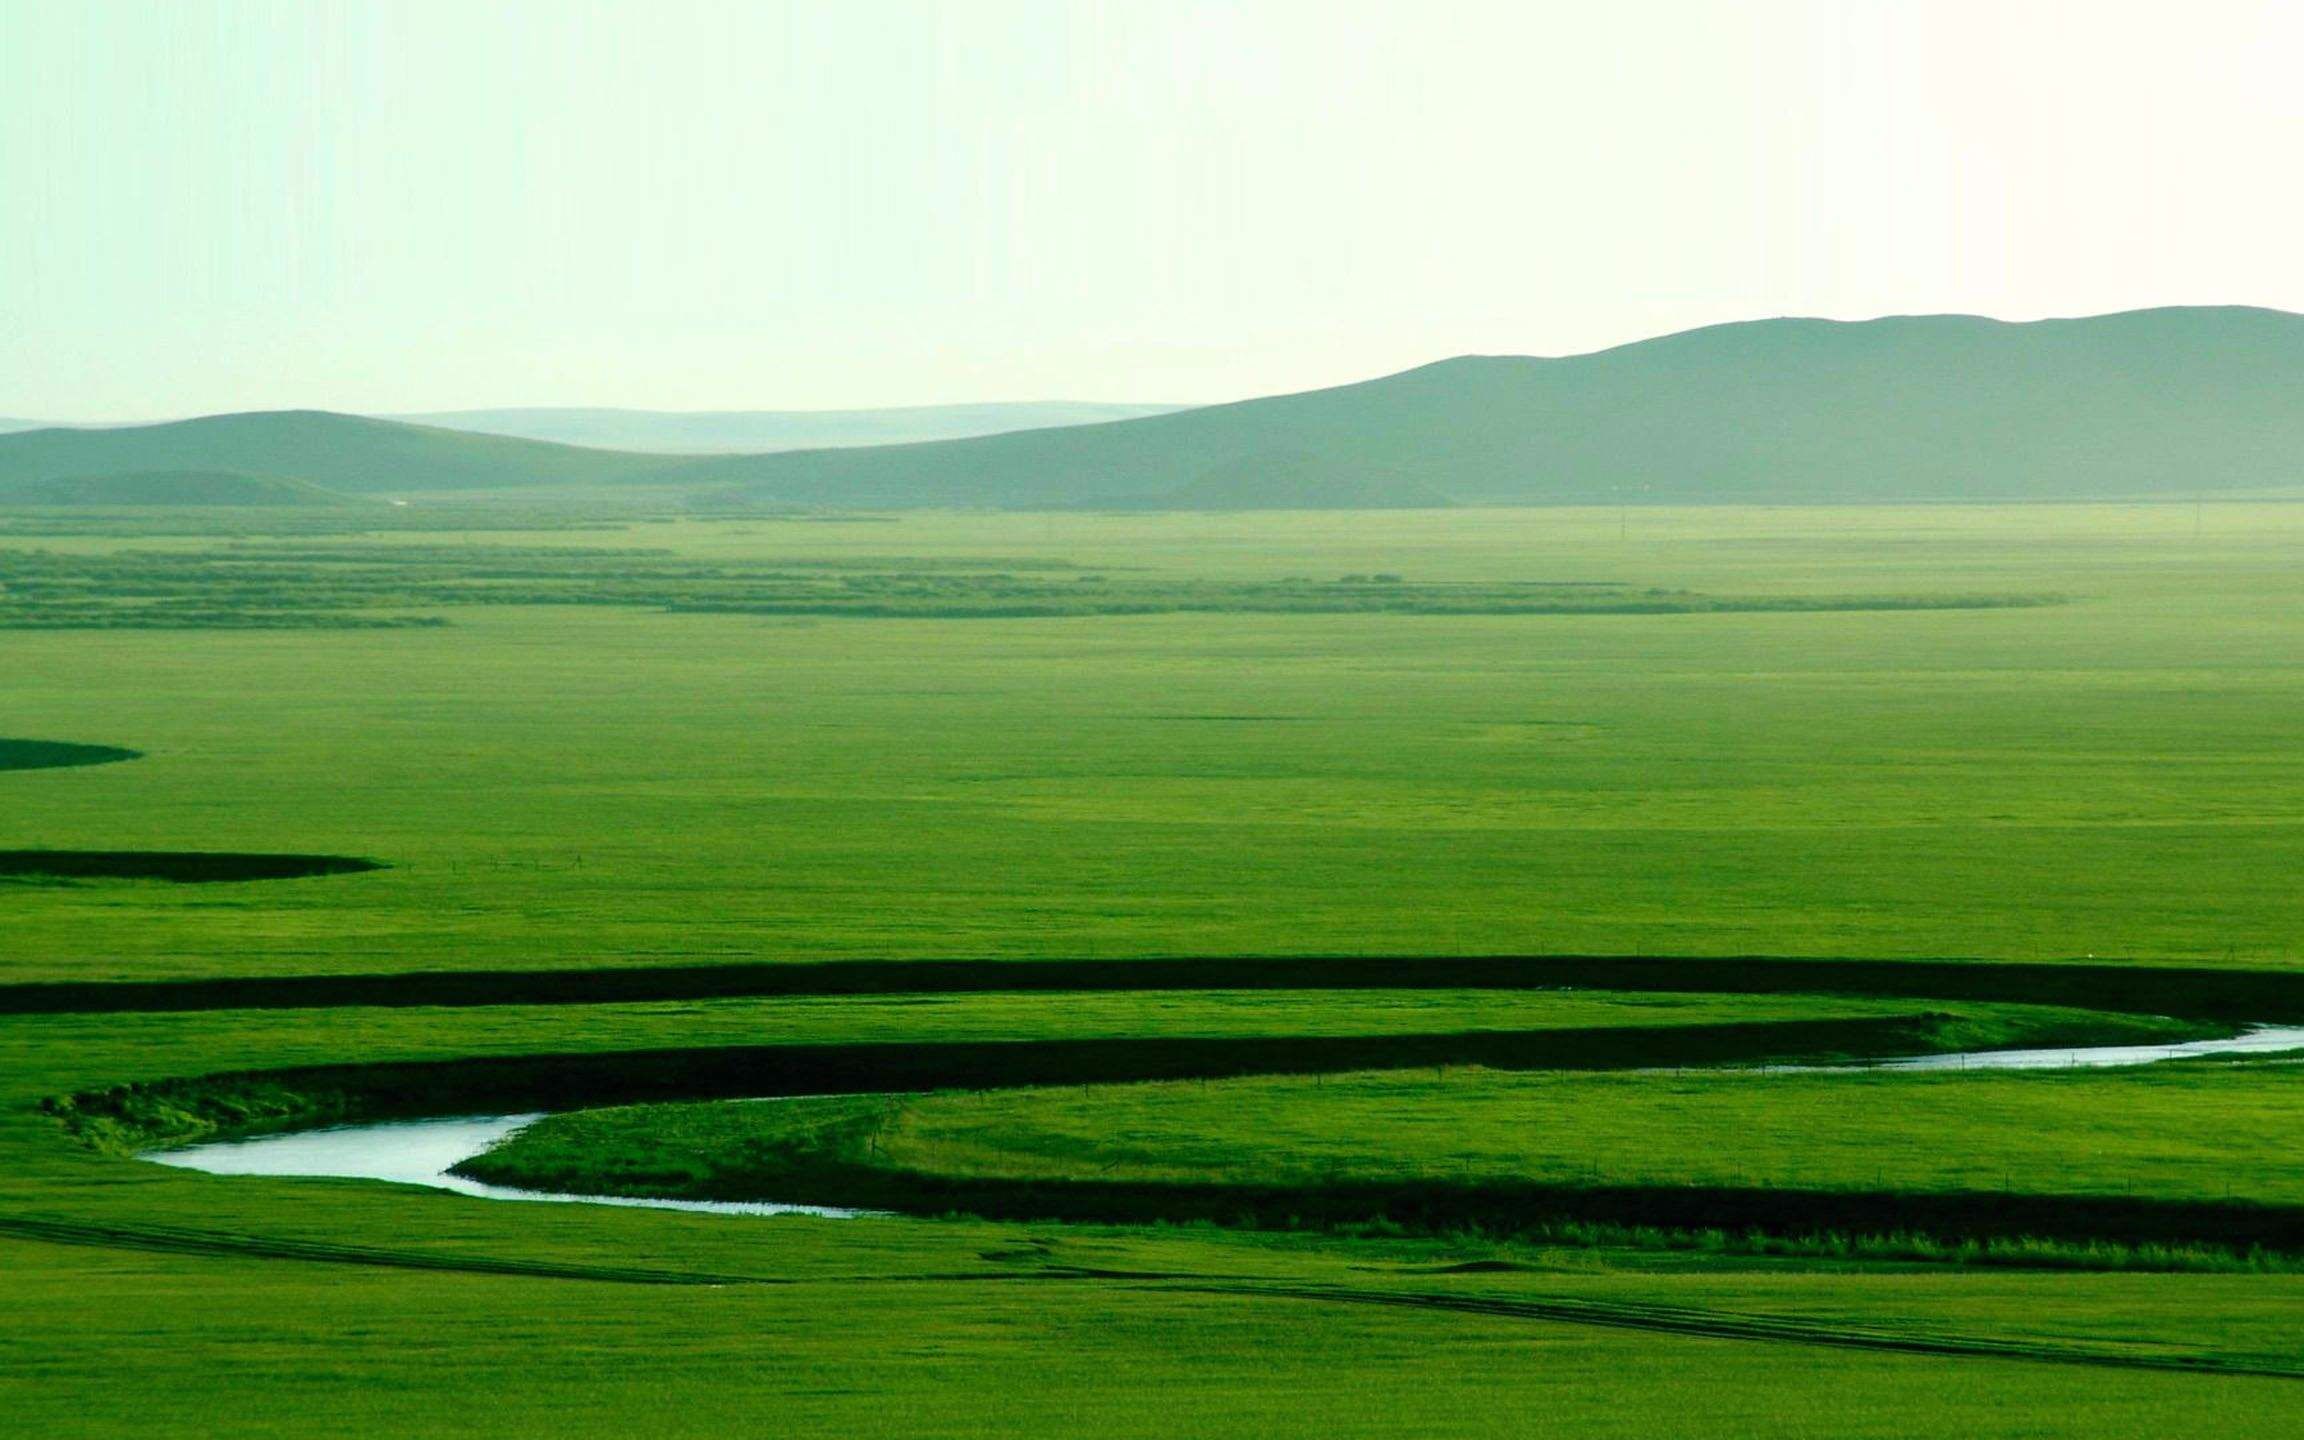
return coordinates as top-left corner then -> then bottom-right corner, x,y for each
7,988 -> 1970,1091
9,502 -> 2304,1436
16,1240 -> 2304,1440
7,989 -> 2304,1436
5,990 -> 2116,1233
498,1057 -> 2299,1213
4,504 -> 2304,979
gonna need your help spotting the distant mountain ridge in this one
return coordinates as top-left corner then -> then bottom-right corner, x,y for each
4,307 -> 2300,508
387,402 -> 1183,453
0,411 -> 659,496
666,306 -> 2304,508
0,403 -> 1186,503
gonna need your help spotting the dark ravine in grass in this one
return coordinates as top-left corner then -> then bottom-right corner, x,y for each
480,1155 -> 2304,1256
11,953 -> 2304,1017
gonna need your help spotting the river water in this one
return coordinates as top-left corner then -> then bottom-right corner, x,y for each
146,1110 -> 865,1217
144,1025 -> 2304,1214
1875,1024 -> 2304,1070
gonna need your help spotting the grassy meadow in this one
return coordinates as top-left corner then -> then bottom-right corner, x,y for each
5,503 -> 2304,979
483,1056 -> 2303,1213
7,501 -> 2304,1436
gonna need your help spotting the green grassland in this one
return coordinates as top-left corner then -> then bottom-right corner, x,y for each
476,1057 -> 2302,1222
3,503 -> 2303,978
8,502 -> 2304,1436
19,1239 -> 2304,1440
6,984 -> 2304,1437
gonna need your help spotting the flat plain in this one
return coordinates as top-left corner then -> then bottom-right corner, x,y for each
6,503 -> 2304,977
7,501 -> 2304,1437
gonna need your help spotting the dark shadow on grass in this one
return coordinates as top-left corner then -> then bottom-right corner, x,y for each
0,850 -> 384,883
0,739 -> 142,773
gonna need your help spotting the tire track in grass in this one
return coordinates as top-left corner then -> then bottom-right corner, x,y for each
0,1212 -> 1182,1288
1172,1283 -> 2304,1380
10,1212 -> 2298,1380
0,1212 -> 762,1285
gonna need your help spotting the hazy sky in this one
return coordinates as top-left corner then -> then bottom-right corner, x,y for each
5,0 -> 2302,419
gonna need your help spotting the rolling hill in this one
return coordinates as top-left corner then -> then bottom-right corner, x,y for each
7,307 -> 2298,509
391,402 -> 1182,453
0,469 -> 361,507
0,411 -> 662,495
667,306 -> 2304,508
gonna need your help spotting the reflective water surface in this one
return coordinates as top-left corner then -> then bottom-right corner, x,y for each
1876,1024 -> 2304,1070
147,1111 -> 865,1217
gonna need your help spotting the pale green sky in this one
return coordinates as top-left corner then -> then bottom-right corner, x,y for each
4,0 -> 2301,419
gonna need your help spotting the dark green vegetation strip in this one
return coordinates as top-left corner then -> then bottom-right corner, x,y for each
0,539 -> 2058,627
10,954 -> 2300,1018
0,850 -> 385,884
0,738 -> 142,772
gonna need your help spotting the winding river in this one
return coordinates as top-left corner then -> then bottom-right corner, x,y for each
144,1025 -> 2304,1216
149,1108 -> 866,1217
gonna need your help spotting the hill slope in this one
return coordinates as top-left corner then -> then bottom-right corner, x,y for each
0,469 -> 360,507
0,411 -> 663,494
392,402 -> 1182,454
667,306 -> 2304,508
